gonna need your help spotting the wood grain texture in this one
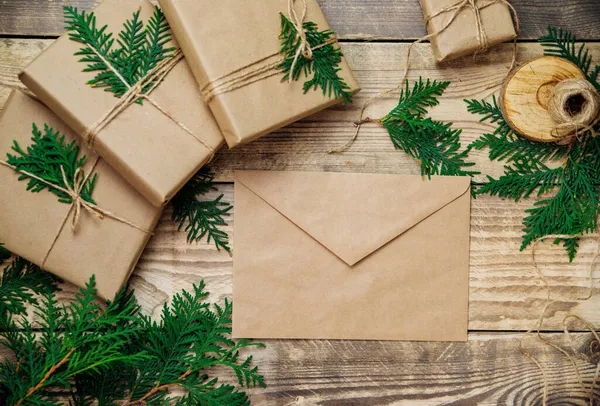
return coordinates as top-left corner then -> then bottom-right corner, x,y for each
1,40 -> 600,331
0,332 -> 598,404
0,0 -> 599,40
3,41 -> 600,183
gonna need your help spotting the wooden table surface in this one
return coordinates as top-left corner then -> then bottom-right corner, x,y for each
1,1 -> 600,404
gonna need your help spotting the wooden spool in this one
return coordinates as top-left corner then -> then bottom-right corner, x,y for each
501,56 -> 587,143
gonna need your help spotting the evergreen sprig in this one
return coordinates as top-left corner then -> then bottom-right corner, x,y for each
466,27 -> 600,260
279,14 -> 353,103
172,168 -> 233,253
0,252 -> 58,320
539,27 -> 600,90
0,274 -> 265,405
64,6 -> 175,100
6,123 -> 97,205
378,78 -> 477,177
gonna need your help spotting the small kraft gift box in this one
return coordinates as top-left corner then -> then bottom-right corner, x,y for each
19,0 -> 225,207
0,91 -> 163,299
158,0 -> 361,148
419,0 -> 518,62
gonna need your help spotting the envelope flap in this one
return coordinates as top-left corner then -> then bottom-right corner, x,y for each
235,171 -> 471,266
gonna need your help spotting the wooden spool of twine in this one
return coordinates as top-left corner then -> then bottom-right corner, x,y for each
502,56 -> 600,143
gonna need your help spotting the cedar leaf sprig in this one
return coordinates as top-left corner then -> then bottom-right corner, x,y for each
7,123 -> 97,205
0,276 -> 145,406
0,274 -> 264,405
64,6 -> 175,101
172,168 -> 233,253
0,253 -> 58,320
465,27 -> 600,260
279,14 -> 353,103
376,78 -> 478,177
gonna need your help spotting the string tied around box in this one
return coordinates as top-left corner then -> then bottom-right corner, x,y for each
200,0 -> 339,103
329,0 -> 520,154
0,156 -> 152,268
81,47 -> 216,162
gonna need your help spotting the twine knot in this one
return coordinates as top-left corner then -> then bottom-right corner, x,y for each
288,0 -> 313,83
548,78 -> 600,142
60,166 -> 104,231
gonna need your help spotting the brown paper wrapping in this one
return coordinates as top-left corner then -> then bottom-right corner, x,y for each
419,0 -> 517,62
19,0 -> 225,207
0,91 -> 163,299
158,0 -> 361,148
233,171 -> 471,341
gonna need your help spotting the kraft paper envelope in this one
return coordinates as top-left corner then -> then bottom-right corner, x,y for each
233,171 -> 471,341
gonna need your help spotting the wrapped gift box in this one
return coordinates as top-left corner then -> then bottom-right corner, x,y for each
159,0 -> 361,147
419,0 -> 517,62
0,91 -> 163,299
19,0 -> 225,207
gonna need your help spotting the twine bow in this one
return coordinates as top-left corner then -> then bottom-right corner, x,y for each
287,0 -> 313,84
200,0 -> 338,103
329,0 -> 520,154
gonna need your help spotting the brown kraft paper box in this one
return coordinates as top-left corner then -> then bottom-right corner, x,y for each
19,0 -> 225,207
419,0 -> 517,62
158,0 -> 361,148
0,91 -> 163,299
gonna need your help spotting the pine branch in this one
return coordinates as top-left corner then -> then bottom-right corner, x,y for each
0,255 -> 58,322
466,97 -> 570,164
0,277 -> 144,405
65,6 -> 175,100
171,168 -> 233,252
378,78 -> 477,177
6,123 -> 97,205
539,26 -> 599,89
278,14 -> 353,103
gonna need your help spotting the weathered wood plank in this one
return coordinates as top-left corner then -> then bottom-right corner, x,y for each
0,332 -> 598,404
2,40 -> 599,183
0,0 -> 599,40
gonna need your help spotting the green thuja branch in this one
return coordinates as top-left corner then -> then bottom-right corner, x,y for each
373,78 -> 477,177
64,6 -> 175,100
124,282 -> 264,405
0,253 -> 58,322
0,275 -> 264,404
539,26 -> 600,90
466,26 -> 600,260
172,168 -> 233,253
279,14 -> 352,103
7,123 -> 97,205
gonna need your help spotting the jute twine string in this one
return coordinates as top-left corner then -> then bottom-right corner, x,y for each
82,47 -> 216,159
200,0 -> 337,103
548,78 -> 600,143
0,159 -> 152,267
520,234 -> 600,405
329,0 -> 520,154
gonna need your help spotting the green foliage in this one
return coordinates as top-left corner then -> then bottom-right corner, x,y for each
0,254 -> 58,320
539,26 -> 600,90
466,27 -> 600,260
0,276 -> 265,405
379,78 -> 477,177
64,6 -> 175,101
0,243 -> 10,263
172,168 -> 233,252
6,123 -> 97,205
279,13 -> 353,103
